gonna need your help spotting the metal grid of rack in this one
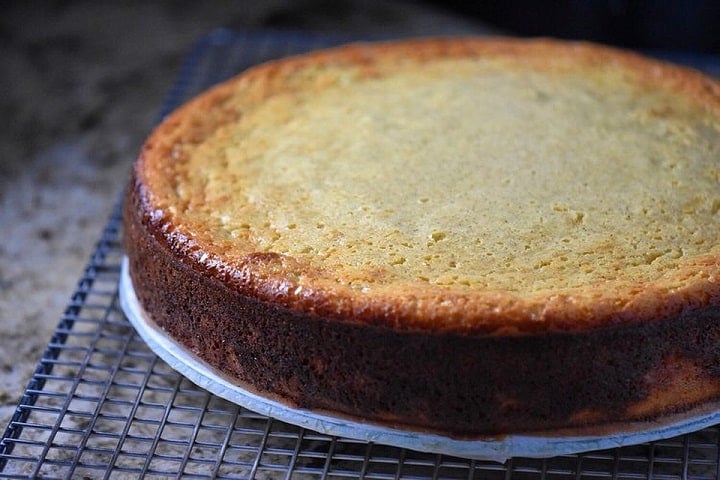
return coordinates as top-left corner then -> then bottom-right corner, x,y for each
2,30 -> 720,479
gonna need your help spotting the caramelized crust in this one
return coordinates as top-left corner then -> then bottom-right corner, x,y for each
125,37 -> 720,435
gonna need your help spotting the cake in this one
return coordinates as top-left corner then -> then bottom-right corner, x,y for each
123,37 -> 720,437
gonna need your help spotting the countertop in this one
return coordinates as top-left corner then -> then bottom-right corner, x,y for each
0,0 -> 495,431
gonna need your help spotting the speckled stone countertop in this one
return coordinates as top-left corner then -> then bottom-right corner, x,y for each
0,0 -> 495,431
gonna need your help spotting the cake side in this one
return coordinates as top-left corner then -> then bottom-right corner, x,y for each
124,181 -> 720,435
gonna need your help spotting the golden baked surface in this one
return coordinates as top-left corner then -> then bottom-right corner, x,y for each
137,38 -> 720,333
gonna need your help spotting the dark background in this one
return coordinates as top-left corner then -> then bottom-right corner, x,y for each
437,1 -> 720,53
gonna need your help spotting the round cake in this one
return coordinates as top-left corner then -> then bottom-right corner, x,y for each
124,37 -> 720,437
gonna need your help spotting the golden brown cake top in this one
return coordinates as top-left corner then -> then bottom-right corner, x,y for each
133,37 -> 720,334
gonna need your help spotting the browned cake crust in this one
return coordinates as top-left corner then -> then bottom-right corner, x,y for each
124,37 -> 720,436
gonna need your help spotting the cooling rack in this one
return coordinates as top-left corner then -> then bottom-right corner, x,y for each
2,29 -> 720,479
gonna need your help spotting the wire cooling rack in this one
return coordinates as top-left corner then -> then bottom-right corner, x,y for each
3,29 -> 720,480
